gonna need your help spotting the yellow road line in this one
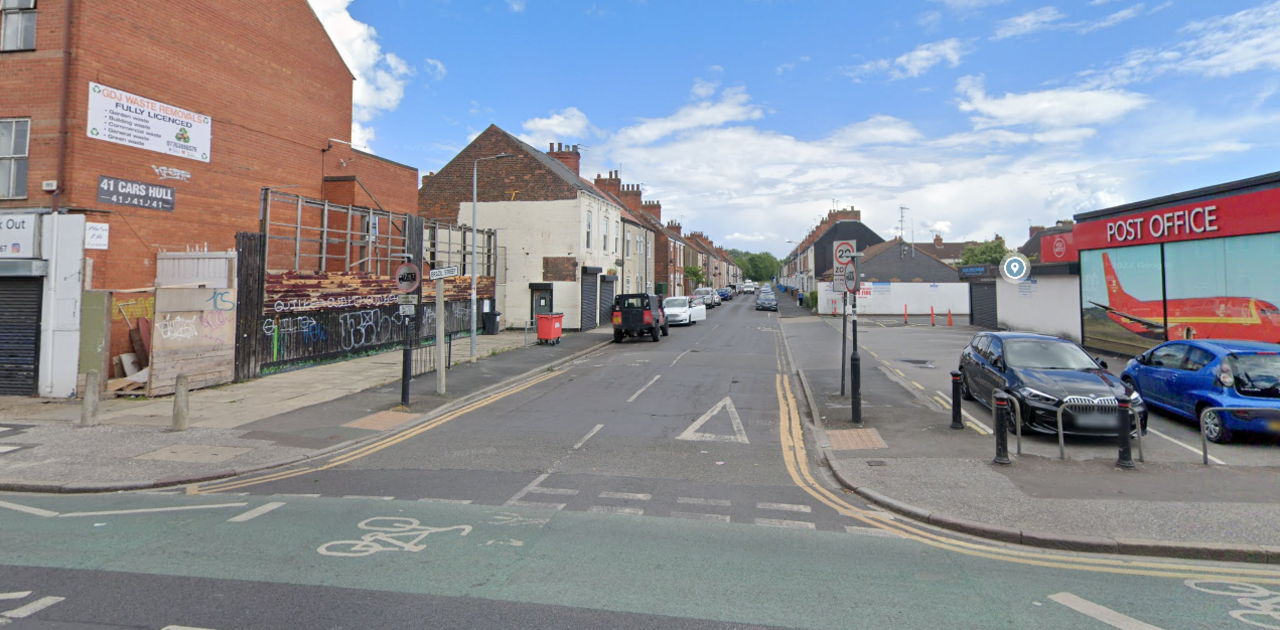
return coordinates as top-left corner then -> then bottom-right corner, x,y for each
773,373 -> 1280,582
933,395 -> 951,409
912,381 -> 924,390
893,368 -> 905,377
193,370 -> 565,494
965,420 -> 991,435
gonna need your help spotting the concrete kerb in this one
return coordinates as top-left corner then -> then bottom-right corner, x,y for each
779,322 -> 1280,565
0,338 -> 614,495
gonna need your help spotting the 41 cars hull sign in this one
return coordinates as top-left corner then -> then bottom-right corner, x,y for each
97,176 -> 175,212
86,82 -> 212,163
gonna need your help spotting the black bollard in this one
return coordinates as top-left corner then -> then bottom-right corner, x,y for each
949,371 -> 964,430
850,351 -> 862,425
1116,394 -> 1135,469
993,391 -> 1012,465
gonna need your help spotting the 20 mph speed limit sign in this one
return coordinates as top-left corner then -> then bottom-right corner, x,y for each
832,240 -> 860,293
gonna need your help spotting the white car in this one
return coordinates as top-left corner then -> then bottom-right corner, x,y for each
693,287 -> 720,308
744,282 -> 755,294
663,296 -> 707,326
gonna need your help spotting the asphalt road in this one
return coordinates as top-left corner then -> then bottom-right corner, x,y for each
2,295 -> 1279,629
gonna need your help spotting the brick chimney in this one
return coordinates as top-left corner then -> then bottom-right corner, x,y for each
594,170 -> 621,197
546,142 -> 581,176
934,234 -> 943,247
1029,225 -> 1045,238
618,183 -> 643,212
667,220 -> 682,236
420,172 -> 433,187
641,200 -> 662,222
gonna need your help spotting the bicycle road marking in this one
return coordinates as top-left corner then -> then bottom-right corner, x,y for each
1048,592 -> 1166,630
1185,579 -> 1280,629
318,517 -> 472,557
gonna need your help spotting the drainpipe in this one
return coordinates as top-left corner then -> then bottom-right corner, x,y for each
51,0 -> 75,214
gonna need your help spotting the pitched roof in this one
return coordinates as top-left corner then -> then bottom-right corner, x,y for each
861,237 -> 955,267
914,240 -> 972,260
492,126 -> 609,203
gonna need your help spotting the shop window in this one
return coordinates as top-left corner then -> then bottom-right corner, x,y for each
0,118 -> 29,198
1,0 -> 35,51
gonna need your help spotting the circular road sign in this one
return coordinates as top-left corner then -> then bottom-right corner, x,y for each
835,242 -> 856,266
396,262 -> 421,293
843,267 -> 859,293
999,253 -> 1031,284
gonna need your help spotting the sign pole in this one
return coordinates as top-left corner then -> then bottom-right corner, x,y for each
395,262 -> 422,409
436,276 -> 447,395
840,290 -> 848,396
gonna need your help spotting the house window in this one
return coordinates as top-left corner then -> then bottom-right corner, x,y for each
625,277 -> 631,292
615,221 -> 619,252
603,219 -> 609,252
586,210 -> 592,249
1,0 -> 36,51
624,230 -> 630,257
647,236 -> 652,259
0,118 -> 29,198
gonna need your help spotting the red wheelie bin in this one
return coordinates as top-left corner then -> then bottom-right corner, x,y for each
536,312 -> 564,345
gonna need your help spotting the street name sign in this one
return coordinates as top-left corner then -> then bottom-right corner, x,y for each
429,266 -> 460,280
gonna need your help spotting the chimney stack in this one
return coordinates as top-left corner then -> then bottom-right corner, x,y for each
1029,225 -> 1045,238
934,234 -> 943,247
546,141 -> 581,176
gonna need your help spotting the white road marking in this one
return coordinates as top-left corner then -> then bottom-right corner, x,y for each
573,424 -> 604,450
1048,592 -> 1166,630
227,501 -> 285,522
2,596 -> 65,619
713,324 -> 720,331
670,349 -> 691,367
670,511 -> 730,522
507,501 -> 566,511
587,506 -> 644,516
756,502 -> 812,513
0,593 -> 31,601
505,473 -> 568,511
163,626 -> 223,630
0,500 -> 57,518
342,495 -> 394,500
58,503 -> 247,518
962,409 -> 993,434
627,375 -> 662,403
755,518 -> 816,529
273,493 -> 320,498
1147,428 -> 1226,465
675,396 -> 749,444
677,497 -> 731,507
0,446 -> 21,454
599,492 -> 651,501
528,486 -> 578,496
418,498 -> 473,504
844,525 -> 904,538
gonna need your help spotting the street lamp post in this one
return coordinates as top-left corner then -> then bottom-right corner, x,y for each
472,153 -> 514,358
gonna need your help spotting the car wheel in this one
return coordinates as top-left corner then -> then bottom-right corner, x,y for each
1199,406 -> 1233,444
960,371 -> 975,400
614,330 -> 623,343
651,326 -> 660,342
661,323 -> 669,336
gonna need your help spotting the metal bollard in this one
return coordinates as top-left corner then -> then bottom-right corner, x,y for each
79,370 -> 100,428
850,351 -> 862,425
949,371 -> 963,429
992,391 -> 1012,465
172,373 -> 189,432
1116,394 -> 1135,469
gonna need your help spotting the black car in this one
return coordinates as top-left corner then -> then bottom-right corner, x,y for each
611,293 -> 668,343
958,332 -> 1147,436
755,292 -> 778,311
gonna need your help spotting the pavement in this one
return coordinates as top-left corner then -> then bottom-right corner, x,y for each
0,329 -> 612,492
780,308 -> 1280,561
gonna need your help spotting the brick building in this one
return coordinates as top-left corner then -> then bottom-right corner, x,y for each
782,208 -> 883,292
0,0 -> 417,396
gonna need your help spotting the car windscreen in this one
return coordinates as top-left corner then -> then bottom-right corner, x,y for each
1231,353 -> 1280,396
694,288 -> 713,295
664,298 -> 688,308
619,296 -> 647,309
1004,339 -> 1098,370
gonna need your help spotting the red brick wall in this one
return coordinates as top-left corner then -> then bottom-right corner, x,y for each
419,125 -> 579,222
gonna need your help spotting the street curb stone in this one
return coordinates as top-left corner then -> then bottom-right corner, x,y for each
928,513 -> 1023,545
855,488 -> 932,522
1115,538 -> 1269,564
1021,530 -> 1118,554
0,337 -> 613,495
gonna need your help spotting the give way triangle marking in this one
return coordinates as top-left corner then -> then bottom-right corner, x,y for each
676,397 -> 749,444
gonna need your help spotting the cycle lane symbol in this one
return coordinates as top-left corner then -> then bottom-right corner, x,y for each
1186,580 -> 1280,629
318,517 -> 472,557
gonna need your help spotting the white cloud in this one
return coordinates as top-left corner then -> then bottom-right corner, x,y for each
506,0 -> 526,12
470,100 -> 494,116
930,0 -> 1009,8
308,0 -> 413,151
992,7 -> 1066,39
423,58 -> 446,81
830,116 -> 925,146
612,87 -> 764,147
776,56 -> 809,75
919,10 -> 942,30
724,232 -> 778,242
1089,0 -> 1120,5
1078,3 -> 1145,33
518,107 -> 594,147
956,75 -> 1149,129
847,39 -> 968,81
691,78 -> 719,99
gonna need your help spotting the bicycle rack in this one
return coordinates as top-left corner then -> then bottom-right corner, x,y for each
1054,398 -> 1143,462
1199,407 -> 1280,465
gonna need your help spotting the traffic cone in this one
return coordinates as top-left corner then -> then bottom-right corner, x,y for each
947,310 -> 953,326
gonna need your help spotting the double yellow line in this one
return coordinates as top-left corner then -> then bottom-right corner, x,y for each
191,370 -> 565,495
773,372 -> 1280,584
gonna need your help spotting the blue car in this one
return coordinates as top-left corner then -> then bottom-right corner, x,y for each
1121,340 -> 1280,443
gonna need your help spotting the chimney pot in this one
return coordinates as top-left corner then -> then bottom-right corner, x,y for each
549,143 -> 555,151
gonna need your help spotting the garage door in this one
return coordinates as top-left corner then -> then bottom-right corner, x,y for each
599,278 -> 615,327
969,281 -> 998,329
580,272 -> 598,331
0,278 -> 42,395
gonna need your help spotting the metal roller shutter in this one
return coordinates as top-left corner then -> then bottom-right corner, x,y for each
969,281 -> 998,329
599,279 -> 615,327
580,273 -> 598,331
0,278 -> 42,395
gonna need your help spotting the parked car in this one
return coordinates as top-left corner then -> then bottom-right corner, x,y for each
744,282 -> 756,294
663,296 -> 707,326
611,293 -> 668,343
718,288 -> 734,301
755,292 -> 778,311
693,287 -> 719,308
1121,340 -> 1280,443
959,332 -> 1147,437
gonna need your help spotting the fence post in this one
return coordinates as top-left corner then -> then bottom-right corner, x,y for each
993,391 -> 1011,465
949,371 -> 963,430
1116,394 -> 1135,469
172,374 -> 189,432
79,370 -> 100,427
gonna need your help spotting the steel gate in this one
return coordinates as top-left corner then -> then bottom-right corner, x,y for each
969,281 -> 998,329
599,278 -> 615,326
580,272 -> 598,331
0,278 -> 42,395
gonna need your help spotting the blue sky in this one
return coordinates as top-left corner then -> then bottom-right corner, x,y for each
309,0 -> 1280,257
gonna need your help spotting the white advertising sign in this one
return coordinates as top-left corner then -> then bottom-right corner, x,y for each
0,214 -> 38,259
86,82 -> 212,162
85,222 -> 110,250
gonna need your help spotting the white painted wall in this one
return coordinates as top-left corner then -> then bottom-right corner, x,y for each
996,275 -> 1082,342
817,281 -> 970,316
39,213 -> 85,398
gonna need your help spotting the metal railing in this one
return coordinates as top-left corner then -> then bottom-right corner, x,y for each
1054,397 -> 1143,462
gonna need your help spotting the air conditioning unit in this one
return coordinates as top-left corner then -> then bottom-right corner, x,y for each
42,180 -> 58,192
